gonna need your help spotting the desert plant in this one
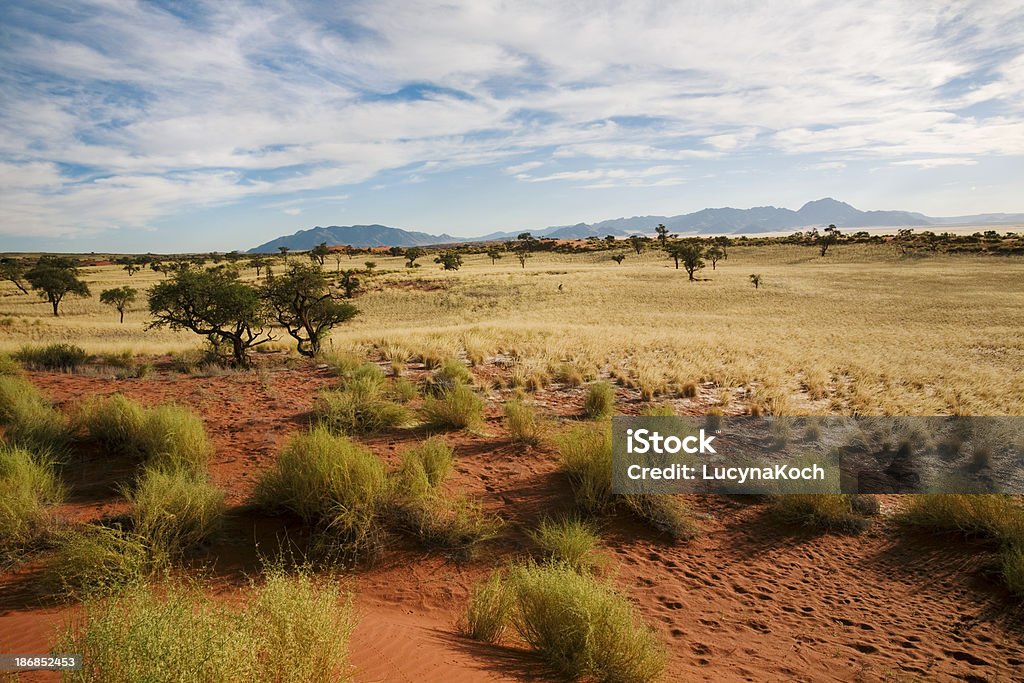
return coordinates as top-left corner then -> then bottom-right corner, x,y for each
434,251 -> 463,270
0,445 -> 64,562
394,494 -> 500,559
1004,545 -> 1024,597
264,263 -> 359,357
125,468 -> 225,557
505,562 -> 665,681
900,494 -> 1024,545
504,399 -> 544,446
770,494 -> 871,534
392,376 -> 419,403
623,494 -> 701,541
100,286 -> 138,323
422,358 -> 473,396
396,436 -> 454,496
255,426 -> 389,554
558,423 -> 613,514
0,354 -> 20,375
15,343 -> 90,371
749,274 -> 762,289
313,379 -> 410,435
666,241 -> 705,280
529,517 -> 601,573
583,381 -> 615,419
0,375 -> 69,453
49,525 -> 153,598
462,569 -> 513,643
421,383 -> 484,430
25,256 -> 91,316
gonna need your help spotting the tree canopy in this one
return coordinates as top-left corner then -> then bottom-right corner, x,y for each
25,256 -> 91,316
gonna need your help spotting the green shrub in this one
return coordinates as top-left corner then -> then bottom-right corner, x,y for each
126,468 -> 225,557
59,569 -> 355,683
313,379 -> 410,435
504,562 -> 665,681
623,494 -> 700,541
321,350 -> 364,379
393,494 -> 500,559
15,343 -> 89,371
0,354 -> 21,375
462,569 -> 513,643
583,381 -> 615,419
392,376 -> 419,403
49,526 -> 152,598
1004,546 -> 1024,597
770,494 -> 871,534
504,399 -> 544,446
0,375 -> 69,453
255,426 -> 389,555
75,395 -> 212,475
396,436 -> 453,497
422,359 -> 473,396
0,445 -> 63,561
529,517 -> 601,573
640,404 -> 675,417
558,424 -> 613,513
421,383 -> 484,430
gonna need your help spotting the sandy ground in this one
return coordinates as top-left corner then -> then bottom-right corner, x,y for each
2,361 -> 1023,682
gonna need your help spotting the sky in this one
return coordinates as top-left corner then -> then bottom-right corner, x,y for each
1,0 -> 1023,253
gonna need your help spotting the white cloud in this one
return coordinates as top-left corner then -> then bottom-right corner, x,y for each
891,158 -> 979,169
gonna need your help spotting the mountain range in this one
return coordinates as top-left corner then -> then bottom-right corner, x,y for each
247,198 -> 1024,252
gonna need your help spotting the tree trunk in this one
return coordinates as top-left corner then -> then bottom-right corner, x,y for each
119,308 -> 125,323
51,299 -> 59,316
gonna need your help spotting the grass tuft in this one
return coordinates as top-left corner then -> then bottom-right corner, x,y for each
504,399 -> 544,446
49,526 -> 153,598
422,358 -> 474,396
0,445 -> 64,563
462,569 -> 514,643
770,494 -> 871,534
15,344 -> 89,372
421,383 -> 484,430
0,375 -> 69,453
558,424 -> 613,513
125,467 -> 225,557
583,381 -> 615,419
313,378 -> 411,435
528,517 -> 601,573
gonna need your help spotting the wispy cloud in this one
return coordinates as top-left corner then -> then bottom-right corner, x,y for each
1,0 -> 1022,241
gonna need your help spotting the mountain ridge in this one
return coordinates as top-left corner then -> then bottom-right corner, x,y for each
247,198 -> 1024,251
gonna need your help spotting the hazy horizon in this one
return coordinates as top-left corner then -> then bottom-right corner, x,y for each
2,1 -> 1023,253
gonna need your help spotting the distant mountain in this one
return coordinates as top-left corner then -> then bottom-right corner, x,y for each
248,199 -> 1024,250
248,224 -> 458,253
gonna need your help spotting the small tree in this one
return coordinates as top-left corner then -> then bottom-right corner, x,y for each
309,242 -> 330,267
119,257 -> 141,277
515,247 -> 531,268
100,286 -> 137,323
0,257 -> 28,294
25,256 -> 91,316
434,251 -> 462,271
264,264 -> 358,357
388,246 -> 404,257
247,256 -> 269,278
655,224 -> 669,246
404,247 -> 424,268
749,274 -> 762,289
611,254 -> 626,264
706,246 -> 725,270
277,246 -> 290,262
666,242 -> 704,280
148,267 -> 272,366
819,224 -> 842,257
486,247 -> 503,264
895,228 -> 914,256
338,269 -> 361,299
364,261 -> 377,272
628,235 -> 644,255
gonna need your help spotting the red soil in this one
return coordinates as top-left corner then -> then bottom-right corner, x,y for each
2,362 -> 1023,682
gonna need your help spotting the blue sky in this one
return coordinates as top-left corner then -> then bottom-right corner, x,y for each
1,0 -> 1023,253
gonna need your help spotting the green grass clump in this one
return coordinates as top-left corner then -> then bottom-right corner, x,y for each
481,562 -> 665,682
0,375 -> 69,453
504,399 -> 544,446
15,343 -> 89,372
255,426 -> 389,555
0,445 -> 64,562
59,569 -> 355,683
49,525 -> 153,598
0,355 -> 21,375
1004,546 -> 1024,597
313,378 -> 411,435
74,394 -> 212,475
558,424 -> 613,513
529,517 -> 601,573
462,569 -> 514,643
422,359 -> 473,396
394,494 -> 501,559
392,376 -> 419,403
396,436 -> 454,497
583,381 -> 615,419
623,494 -> 701,541
321,350 -> 365,379
770,494 -> 871,534
125,467 -> 225,557
421,383 -> 484,430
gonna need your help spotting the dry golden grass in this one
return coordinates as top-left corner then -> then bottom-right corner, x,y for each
2,245 -> 1023,414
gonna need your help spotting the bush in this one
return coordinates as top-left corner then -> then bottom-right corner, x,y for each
0,375 -> 69,453
49,526 -> 152,598
1004,546 -> 1024,597
0,354 -> 21,375
421,383 -> 484,430
392,376 -> 419,403
313,379 -> 410,435
462,570 -> 514,643
770,494 -> 871,534
0,445 -> 63,561
558,424 -> 613,513
396,437 -> 453,497
505,562 -> 665,681
126,468 -> 225,557
422,359 -> 473,396
58,569 -> 355,683
255,426 -> 389,555
504,399 -> 544,446
321,350 -> 364,379
529,517 -> 601,573
623,494 -> 700,541
74,395 -> 213,475
394,494 -> 501,559
583,381 -> 615,419
15,343 -> 89,371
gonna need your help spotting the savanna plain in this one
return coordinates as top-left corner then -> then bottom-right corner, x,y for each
2,240 -> 1024,682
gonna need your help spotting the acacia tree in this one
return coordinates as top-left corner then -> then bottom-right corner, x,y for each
750,274 -> 762,289
404,247 -> 424,268
277,246 -> 290,262
706,246 -> 725,270
655,224 -> 669,246
264,264 -> 358,357
434,251 -> 462,271
247,256 -> 269,278
0,258 -> 28,294
486,247 -> 503,264
628,235 -> 645,255
819,224 -> 842,256
338,269 -> 361,298
100,286 -> 137,323
666,242 -> 705,280
25,256 -> 91,316
309,242 -> 330,267
148,267 -> 272,366
611,254 -> 626,264
118,257 -> 141,277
